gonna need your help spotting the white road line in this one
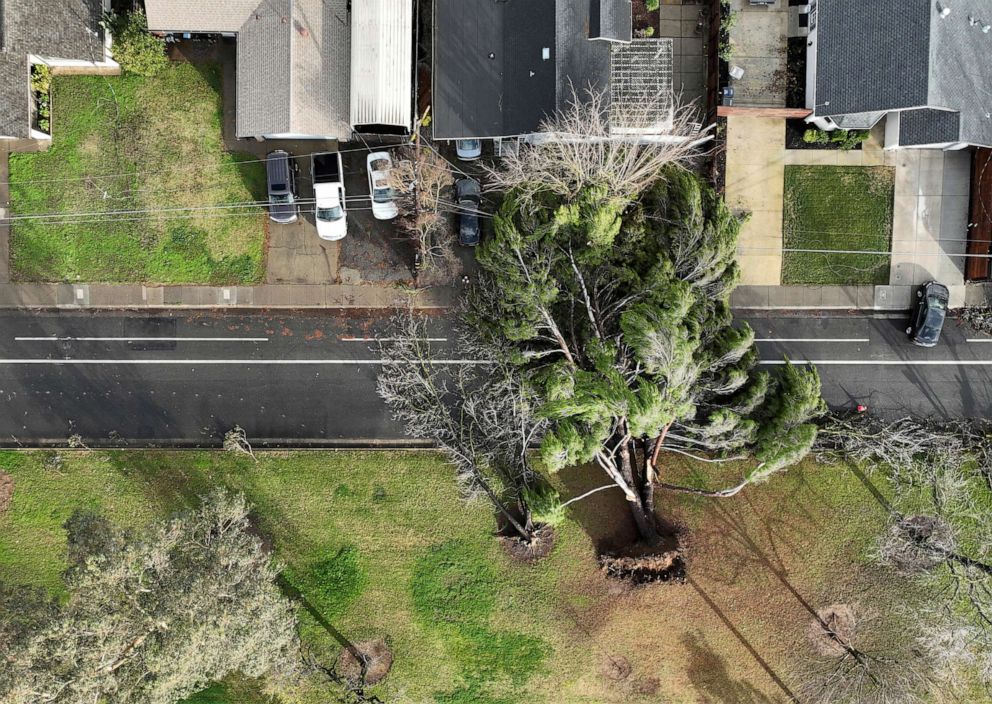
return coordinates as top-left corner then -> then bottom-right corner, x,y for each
339,337 -> 449,342
760,359 -> 992,366
15,337 -> 269,342
0,358 -> 487,365
966,339 -> 992,343
755,338 -> 869,343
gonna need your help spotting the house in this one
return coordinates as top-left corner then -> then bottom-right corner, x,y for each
432,0 -> 679,142
803,0 -> 992,150
0,0 -> 118,141
144,0 -> 413,142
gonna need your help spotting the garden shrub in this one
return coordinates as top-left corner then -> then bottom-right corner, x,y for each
108,11 -> 169,77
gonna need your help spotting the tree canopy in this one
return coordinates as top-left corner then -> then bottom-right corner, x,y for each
0,491 -> 299,704
471,167 -> 825,543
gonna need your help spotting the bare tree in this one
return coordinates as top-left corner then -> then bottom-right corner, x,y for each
798,603 -> 933,704
386,136 -> 456,277
484,86 -> 708,207
376,310 -> 547,542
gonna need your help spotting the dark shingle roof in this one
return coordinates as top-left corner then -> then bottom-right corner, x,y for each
434,0 -> 637,140
0,0 -> 106,137
432,0 -> 557,139
815,0 -> 931,117
898,108 -> 961,147
815,0 -> 992,148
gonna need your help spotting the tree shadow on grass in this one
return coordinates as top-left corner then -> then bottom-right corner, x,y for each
556,462 -> 640,554
682,631 -> 780,704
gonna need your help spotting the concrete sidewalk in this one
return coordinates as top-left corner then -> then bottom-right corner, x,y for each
733,283 -> 969,310
0,282 -> 458,309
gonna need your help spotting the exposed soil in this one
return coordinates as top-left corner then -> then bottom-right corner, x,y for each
336,638 -> 394,686
786,37 -> 806,109
807,604 -> 857,657
599,547 -> 687,585
600,654 -> 633,682
708,116 -> 728,194
0,472 -> 12,514
499,523 -> 556,563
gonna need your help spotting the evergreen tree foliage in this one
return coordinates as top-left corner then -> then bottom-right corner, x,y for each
472,167 -> 826,540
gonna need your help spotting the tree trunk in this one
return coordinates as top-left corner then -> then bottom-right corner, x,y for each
620,439 -> 659,544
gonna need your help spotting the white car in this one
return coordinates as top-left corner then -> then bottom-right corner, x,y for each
366,152 -> 399,220
312,152 -> 347,241
455,139 -> 482,161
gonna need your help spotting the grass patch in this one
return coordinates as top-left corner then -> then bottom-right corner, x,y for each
0,449 -> 914,702
782,165 -> 894,285
8,62 -> 266,284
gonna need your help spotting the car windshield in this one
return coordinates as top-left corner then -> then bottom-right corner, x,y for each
927,294 -> 947,311
316,206 -> 343,221
460,140 -> 480,151
271,193 -> 292,204
373,186 -> 394,203
370,158 -> 389,171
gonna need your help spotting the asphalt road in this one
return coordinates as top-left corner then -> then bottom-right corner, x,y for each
0,310 -> 987,446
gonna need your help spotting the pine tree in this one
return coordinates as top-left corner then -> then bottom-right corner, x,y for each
472,167 -> 826,545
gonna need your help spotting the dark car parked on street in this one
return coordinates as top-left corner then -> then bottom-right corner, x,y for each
455,177 -> 481,246
266,150 -> 299,224
907,281 -> 949,347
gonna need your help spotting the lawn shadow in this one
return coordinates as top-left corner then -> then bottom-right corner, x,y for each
556,462 -> 638,554
682,631 -> 781,703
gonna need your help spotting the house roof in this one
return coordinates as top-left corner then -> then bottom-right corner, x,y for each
433,0 -> 635,140
145,0 -> 261,34
0,0 -> 106,138
590,0 -> 633,42
350,0 -> 413,129
898,108 -> 961,147
432,0 -> 557,140
609,39 -> 673,134
815,0 -> 992,148
146,0 -> 352,140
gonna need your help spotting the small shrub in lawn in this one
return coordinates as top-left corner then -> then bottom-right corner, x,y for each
411,540 -> 497,627
646,0 -> 660,11
108,11 -> 169,76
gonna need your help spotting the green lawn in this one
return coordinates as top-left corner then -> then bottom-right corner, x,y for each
8,62 -> 266,284
0,449 -> 908,703
782,165 -> 895,285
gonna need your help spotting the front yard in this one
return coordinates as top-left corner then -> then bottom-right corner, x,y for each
782,165 -> 895,285
8,62 -> 266,284
0,449 -> 902,703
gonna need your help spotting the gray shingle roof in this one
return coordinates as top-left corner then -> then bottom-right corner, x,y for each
145,0 -> 261,34
235,0 -> 351,139
590,0 -> 633,43
898,108 -> 961,147
814,0 -> 931,117
0,0 -> 106,137
815,0 -> 992,148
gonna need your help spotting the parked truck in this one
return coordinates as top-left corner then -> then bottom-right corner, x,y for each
312,152 -> 346,241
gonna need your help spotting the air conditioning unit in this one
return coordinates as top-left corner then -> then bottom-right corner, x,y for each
789,4 -> 812,38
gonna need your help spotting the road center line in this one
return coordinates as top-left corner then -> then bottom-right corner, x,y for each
0,358 -> 487,365
760,359 -> 992,366
15,337 -> 269,342
755,338 -> 869,343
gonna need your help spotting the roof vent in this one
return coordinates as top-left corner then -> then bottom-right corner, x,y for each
939,7 -> 951,18
542,47 -> 550,60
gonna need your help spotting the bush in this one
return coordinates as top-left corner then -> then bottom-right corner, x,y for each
108,10 -> 169,76
803,127 -> 870,150
646,0 -> 660,11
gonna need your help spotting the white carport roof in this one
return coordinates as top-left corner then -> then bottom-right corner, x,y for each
349,0 -> 413,130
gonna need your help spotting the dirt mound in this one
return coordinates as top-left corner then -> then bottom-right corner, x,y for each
599,655 -> 632,682
336,638 -> 393,686
599,549 -> 686,585
807,604 -> 856,657
0,472 -> 13,514
499,523 -> 556,563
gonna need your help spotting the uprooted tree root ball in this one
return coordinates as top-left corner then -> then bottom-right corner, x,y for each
336,638 -> 394,686
599,549 -> 686,585
807,604 -> 857,657
498,523 -> 556,563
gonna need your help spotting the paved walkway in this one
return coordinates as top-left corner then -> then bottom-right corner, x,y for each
725,0 -> 789,108
0,283 -> 457,309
